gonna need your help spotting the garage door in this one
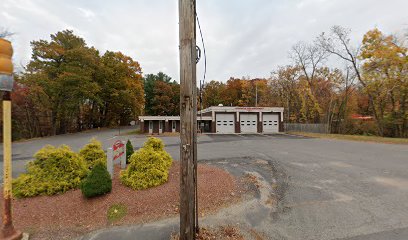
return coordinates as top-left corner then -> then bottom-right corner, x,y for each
216,113 -> 235,133
263,114 -> 279,133
240,113 -> 258,133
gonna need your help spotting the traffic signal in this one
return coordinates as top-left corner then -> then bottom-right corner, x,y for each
0,38 -> 14,91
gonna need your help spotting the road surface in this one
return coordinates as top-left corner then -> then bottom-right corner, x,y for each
1,129 -> 408,239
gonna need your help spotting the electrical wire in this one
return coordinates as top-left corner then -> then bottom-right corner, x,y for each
193,0 -> 207,236
196,10 -> 207,87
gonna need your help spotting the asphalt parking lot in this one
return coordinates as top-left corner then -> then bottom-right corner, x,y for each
2,130 -> 408,239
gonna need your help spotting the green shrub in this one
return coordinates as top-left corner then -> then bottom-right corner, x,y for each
13,145 -> 88,198
126,139 -> 134,164
79,138 -> 106,168
80,162 -> 112,198
120,137 -> 173,190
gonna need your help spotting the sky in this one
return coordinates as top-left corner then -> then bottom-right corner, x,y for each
1,0 -> 408,82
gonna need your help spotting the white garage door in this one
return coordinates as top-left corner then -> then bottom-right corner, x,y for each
216,113 -> 235,133
240,113 -> 258,133
263,114 -> 279,133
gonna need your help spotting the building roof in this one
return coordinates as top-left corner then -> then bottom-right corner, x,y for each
139,116 -> 212,121
198,106 -> 284,114
139,106 -> 284,122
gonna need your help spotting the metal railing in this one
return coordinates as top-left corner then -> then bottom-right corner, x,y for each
284,123 -> 329,134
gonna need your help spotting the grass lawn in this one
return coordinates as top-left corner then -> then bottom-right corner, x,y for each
122,129 -> 141,135
288,132 -> 408,145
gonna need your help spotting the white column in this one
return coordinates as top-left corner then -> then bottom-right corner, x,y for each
107,148 -> 114,179
120,153 -> 126,169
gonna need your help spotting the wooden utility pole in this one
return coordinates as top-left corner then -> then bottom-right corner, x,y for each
179,0 -> 197,239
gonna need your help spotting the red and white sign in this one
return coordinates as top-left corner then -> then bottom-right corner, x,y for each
113,140 -> 125,161
235,107 -> 264,111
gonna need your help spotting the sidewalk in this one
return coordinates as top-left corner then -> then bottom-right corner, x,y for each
78,218 -> 179,240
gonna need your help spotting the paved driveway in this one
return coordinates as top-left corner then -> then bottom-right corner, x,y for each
2,131 -> 408,239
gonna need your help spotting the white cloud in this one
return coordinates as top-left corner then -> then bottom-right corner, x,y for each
77,7 -> 96,20
1,0 -> 407,82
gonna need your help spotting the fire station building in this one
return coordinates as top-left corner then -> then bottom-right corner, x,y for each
138,106 -> 284,134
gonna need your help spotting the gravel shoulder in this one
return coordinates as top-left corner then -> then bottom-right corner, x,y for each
288,132 -> 408,145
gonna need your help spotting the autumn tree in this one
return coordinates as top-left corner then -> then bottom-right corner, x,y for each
318,26 -> 385,134
253,79 -> 271,107
151,81 -> 179,116
239,78 -> 254,106
13,30 -> 144,138
270,66 -> 302,122
201,80 -> 225,108
223,78 -> 243,106
144,72 -> 178,115
327,67 -> 357,134
290,41 -> 328,122
10,79 -> 44,139
319,26 -> 408,137
23,30 -> 100,134
359,29 -> 408,137
95,51 -> 144,127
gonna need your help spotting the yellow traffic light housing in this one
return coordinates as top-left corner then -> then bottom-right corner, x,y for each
0,38 -> 13,75
0,38 -> 14,91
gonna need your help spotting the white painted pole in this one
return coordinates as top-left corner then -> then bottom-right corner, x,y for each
121,151 -> 126,169
107,148 -> 114,179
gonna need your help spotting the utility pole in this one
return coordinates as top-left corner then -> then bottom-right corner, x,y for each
179,0 -> 197,239
255,82 -> 258,107
0,38 -> 22,240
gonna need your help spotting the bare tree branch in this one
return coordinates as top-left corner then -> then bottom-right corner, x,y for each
0,28 -> 14,38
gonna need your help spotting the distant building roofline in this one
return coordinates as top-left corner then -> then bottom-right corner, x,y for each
198,106 -> 284,114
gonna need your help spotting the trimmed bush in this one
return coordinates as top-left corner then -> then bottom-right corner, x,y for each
126,139 -> 134,164
120,137 -> 173,190
80,162 -> 112,198
143,137 -> 172,169
13,145 -> 88,198
79,138 -> 106,168
143,137 -> 165,151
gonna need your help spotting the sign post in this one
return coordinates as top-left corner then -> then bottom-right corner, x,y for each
107,140 -> 126,179
0,38 -> 22,240
113,140 -> 125,169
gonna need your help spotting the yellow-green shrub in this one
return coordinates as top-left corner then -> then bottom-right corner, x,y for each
143,137 -> 165,151
12,145 -> 89,198
79,138 -> 106,168
141,137 -> 172,169
120,137 -> 173,190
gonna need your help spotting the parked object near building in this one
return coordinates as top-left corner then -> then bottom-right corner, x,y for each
139,106 -> 284,134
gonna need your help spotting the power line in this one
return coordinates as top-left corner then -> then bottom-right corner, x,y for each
193,0 -> 207,236
196,12 -> 207,87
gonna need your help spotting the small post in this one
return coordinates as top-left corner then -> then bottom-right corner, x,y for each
107,148 -> 114,179
118,120 -> 121,136
255,82 -> 258,107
